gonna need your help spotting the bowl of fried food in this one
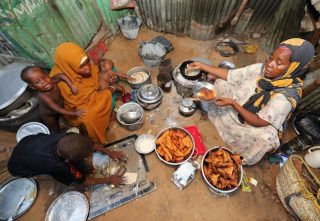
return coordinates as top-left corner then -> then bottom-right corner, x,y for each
201,146 -> 243,194
155,126 -> 195,166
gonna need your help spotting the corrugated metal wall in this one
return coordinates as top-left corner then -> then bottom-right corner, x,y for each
0,0 -> 127,67
136,0 -> 306,52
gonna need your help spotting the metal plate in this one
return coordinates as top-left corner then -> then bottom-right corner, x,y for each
16,122 -> 50,142
45,191 -> 89,221
0,62 -> 32,110
0,178 -> 37,220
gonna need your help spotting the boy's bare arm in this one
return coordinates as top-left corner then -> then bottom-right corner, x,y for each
52,73 -> 78,95
84,175 -> 123,186
39,94 -> 85,117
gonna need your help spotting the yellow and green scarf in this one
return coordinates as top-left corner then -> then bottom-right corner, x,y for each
242,38 -> 315,121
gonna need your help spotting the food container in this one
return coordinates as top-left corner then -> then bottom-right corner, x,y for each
172,66 -> 196,98
138,41 -> 166,67
201,146 -> 243,194
137,84 -> 163,110
135,134 -> 156,154
155,126 -> 195,166
117,102 -> 144,130
178,98 -> 196,117
126,66 -> 151,89
193,81 -> 215,112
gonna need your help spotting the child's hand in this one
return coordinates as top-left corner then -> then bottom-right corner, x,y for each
115,84 -> 125,96
71,86 -> 78,95
215,98 -> 235,107
107,175 -> 124,186
74,109 -> 86,117
107,150 -> 127,162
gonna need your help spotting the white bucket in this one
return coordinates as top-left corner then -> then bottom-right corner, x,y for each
118,15 -> 141,40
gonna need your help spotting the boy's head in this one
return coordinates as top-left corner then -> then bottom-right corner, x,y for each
57,133 -> 94,163
21,66 -> 54,92
98,59 -> 114,72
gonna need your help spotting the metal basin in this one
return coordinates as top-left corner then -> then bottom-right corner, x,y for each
126,66 -> 151,89
0,62 -> 35,116
120,111 -> 142,124
117,102 -> 144,130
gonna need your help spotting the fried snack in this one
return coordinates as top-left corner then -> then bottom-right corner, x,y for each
156,128 -> 193,163
203,147 -> 242,190
197,88 -> 216,100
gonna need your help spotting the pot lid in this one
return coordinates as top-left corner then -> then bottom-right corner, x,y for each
182,98 -> 194,108
138,84 -> 163,103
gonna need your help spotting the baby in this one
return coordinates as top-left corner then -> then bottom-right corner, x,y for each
20,66 -> 86,132
98,59 -> 131,94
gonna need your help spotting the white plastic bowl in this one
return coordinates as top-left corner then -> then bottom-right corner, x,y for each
135,134 -> 156,154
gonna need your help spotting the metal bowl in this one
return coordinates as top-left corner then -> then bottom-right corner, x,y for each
117,102 -> 144,130
155,126 -> 195,166
218,61 -> 236,69
126,66 -> 151,89
120,111 -> 142,124
201,146 -> 243,194
135,134 -> 156,154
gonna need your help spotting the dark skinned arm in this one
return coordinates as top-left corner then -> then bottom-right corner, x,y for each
52,73 -> 78,95
215,98 -> 270,127
39,94 -> 85,117
189,62 -> 229,80
93,143 -> 127,161
83,175 -> 123,186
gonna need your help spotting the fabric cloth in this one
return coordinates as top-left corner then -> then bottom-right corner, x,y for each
242,38 -> 315,117
208,64 -> 292,165
8,133 -> 86,185
50,42 -> 112,143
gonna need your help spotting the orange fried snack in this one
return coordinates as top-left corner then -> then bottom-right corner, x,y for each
197,88 -> 216,100
203,147 -> 241,190
156,129 -> 193,163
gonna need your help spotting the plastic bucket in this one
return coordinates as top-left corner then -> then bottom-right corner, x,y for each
139,41 -> 166,67
118,15 -> 141,40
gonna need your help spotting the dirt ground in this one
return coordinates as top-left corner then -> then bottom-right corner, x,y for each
0,27 -> 296,221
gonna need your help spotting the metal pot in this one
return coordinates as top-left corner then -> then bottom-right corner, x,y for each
172,66 -> 194,98
193,81 -> 215,112
116,102 -> 144,130
178,98 -> 196,117
137,84 -> 163,110
201,146 -> 243,194
0,62 -> 34,116
126,66 -> 151,89
138,41 -> 166,67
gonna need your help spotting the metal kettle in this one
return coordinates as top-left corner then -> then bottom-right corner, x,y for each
178,98 -> 196,117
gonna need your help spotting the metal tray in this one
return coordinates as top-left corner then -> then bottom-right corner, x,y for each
45,191 -> 89,221
16,122 -> 50,142
0,178 -> 37,220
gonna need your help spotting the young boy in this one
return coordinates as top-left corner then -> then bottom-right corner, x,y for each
8,133 -> 127,186
20,66 -> 86,132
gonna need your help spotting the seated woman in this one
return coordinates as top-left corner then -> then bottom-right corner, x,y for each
50,42 -> 116,144
190,38 -> 315,165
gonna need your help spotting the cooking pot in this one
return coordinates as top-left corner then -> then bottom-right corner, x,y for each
201,146 -> 243,194
138,41 -> 166,67
0,62 -> 35,116
137,84 -> 163,110
126,66 -> 151,89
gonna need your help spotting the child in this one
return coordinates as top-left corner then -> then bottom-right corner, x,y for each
21,66 -> 86,132
8,133 -> 127,186
98,59 -> 132,110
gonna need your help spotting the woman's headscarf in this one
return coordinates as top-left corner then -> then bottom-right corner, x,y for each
241,38 -> 315,117
50,42 -> 100,108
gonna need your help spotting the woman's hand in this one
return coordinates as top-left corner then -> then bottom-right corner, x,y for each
215,98 -> 235,107
189,61 -> 205,70
71,86 -> 78,95
73,109 -> 86,117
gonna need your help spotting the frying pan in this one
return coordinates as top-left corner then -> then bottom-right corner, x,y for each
179,60 -> 204,80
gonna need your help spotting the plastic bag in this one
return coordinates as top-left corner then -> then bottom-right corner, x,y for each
110,0 -> 136,10
293,112 -> 320,142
